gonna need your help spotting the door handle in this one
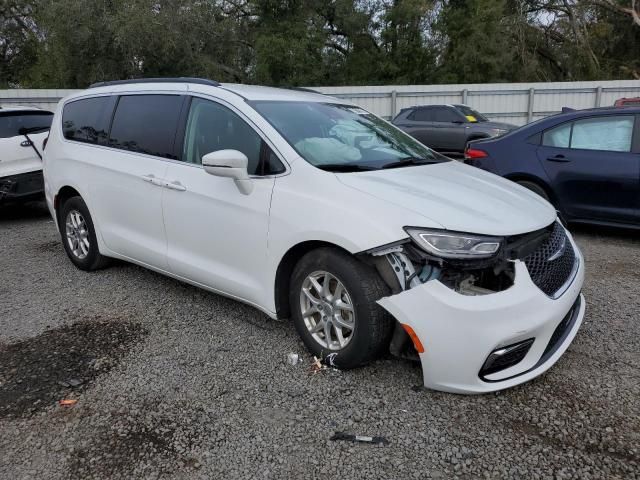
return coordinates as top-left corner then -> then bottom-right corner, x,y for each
546,154 -> 570,163
20,140 -> 33,147
140,174 -> 164,186
165,181 -> 187,192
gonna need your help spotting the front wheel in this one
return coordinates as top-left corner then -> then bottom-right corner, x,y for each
289,247 -> 393,368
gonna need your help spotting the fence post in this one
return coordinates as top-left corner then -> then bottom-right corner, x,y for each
527,88 -> 535,122
595,86 -> 602,107
462,89 -> 468,104
390,90 -> 397,119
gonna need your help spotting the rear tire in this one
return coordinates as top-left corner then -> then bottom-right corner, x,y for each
289,247 -> 393,369
517,180 -> 551,203
59,196 -> 110,271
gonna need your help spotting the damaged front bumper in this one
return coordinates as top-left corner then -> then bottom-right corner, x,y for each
376,236 -> 585,394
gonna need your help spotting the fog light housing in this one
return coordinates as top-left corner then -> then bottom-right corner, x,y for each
479,338 -> 534,378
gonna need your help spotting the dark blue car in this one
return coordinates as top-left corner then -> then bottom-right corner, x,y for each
465,107 -> 640,228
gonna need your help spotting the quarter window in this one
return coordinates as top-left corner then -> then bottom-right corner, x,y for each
108,95 -> 183,159
542,123 -> 571,148
62,97 -> 113,145
182,97 -> 284,175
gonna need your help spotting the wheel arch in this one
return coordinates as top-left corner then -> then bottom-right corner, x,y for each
504,173 -> 557,203
54,185 -> 82,223
274,240 -> 353,320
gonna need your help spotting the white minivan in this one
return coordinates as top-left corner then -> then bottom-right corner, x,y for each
44,78 -> 585,394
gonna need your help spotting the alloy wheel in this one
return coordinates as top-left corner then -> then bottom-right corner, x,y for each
65,209 -> 90,260
299,270 -> 356,350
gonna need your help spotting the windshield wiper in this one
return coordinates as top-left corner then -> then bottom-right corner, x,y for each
381,157 -> 439,169
315,163 -> 377,172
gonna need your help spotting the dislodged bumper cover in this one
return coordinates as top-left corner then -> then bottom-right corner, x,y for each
0,170 -> 44,202
377,244 -> 585,394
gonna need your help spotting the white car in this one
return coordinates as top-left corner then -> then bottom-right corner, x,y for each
43,78 -> 585,394
0,107 -> 53,203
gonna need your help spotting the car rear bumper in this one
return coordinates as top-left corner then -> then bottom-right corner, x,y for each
377,237 -> 585,394
0,170 -> 44,203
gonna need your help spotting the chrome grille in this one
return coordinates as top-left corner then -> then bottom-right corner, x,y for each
523,222 -> 577,297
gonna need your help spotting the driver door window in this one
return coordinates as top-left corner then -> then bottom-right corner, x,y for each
182,97 -> 283,175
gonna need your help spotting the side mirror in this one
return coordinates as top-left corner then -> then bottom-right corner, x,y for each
202,149 -> 253,195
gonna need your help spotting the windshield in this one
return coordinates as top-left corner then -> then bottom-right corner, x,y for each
454,105 -> 489,122
251,101 -> 449,171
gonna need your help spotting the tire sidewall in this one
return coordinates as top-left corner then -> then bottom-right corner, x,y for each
59,197 -> 102,270
518,180 -> 550,202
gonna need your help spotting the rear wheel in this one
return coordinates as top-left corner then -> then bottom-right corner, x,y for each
59,196 -> 110,271
289,247 -> 393,368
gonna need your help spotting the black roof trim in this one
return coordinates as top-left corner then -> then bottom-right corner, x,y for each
89,77 -> 221,88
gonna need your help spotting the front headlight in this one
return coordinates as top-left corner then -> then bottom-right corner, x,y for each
404,228 -> 502,259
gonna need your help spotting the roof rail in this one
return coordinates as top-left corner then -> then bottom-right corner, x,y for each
89,77 -> 221,88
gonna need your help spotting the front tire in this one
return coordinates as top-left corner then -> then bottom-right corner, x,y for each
59,196 -> 110,271
289,247 -> 393,369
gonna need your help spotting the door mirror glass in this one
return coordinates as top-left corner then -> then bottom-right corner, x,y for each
202,149 -> 253,194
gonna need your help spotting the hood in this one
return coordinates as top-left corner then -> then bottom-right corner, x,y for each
335,161 -> 556,236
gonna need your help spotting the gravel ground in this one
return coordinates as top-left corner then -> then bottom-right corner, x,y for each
0,201 -> 638,480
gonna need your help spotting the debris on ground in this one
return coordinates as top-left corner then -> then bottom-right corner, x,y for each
57,378 -> 84,388
58,399 -> 78,407
324,353 -> 338,367
330,432 -> 389,445
310,356 -> 325,374
286,353 -> 300,366
309,356 -> 327,374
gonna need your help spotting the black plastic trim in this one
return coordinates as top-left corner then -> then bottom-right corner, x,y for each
0,170 -> 44,201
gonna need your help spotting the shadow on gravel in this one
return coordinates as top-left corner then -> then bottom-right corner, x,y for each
0,319 -> 147,418
0,200 -> 49,223
568,222 -> 639,242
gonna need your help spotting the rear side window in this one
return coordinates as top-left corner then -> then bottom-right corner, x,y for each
63,97 -> 114,145
109,95 -> 183,159
543,115 -> 634,152
571,116 -> 634,152
0,112 -> 53,138
431,107 -> 461,123
408,108 -> 434,122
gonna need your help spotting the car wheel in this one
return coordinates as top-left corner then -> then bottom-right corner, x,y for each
289,247 -> 393,368
59,196 -> 110,271
517,180 -> 551,203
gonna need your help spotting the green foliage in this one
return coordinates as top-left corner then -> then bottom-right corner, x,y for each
0,0 -> 638,88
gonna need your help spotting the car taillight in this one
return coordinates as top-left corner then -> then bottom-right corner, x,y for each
465,148 -> 488,160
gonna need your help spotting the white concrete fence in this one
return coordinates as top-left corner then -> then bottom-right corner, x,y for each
1,80 -> 639,125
